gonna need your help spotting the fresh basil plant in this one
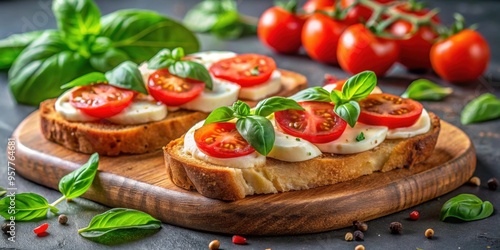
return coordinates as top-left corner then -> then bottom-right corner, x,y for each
0,30 -> 46,70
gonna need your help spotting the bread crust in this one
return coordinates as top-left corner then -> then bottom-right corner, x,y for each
39,69 -> 306,156
164,113 -> 441,200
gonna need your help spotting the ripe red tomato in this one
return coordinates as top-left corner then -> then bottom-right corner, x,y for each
358,93 -> 423,129
275,101 -> 347,143
147,69 -> 205,106
337,24 -> 399,76
209,54 -> 277,87
194,122 -> 255,158
258,6 -> 305,54
301,13 -> 348,65
430,29 -> 490,84
302,0 -> 335,13
323,74 -> 347,91
70,84 -> 135,118
341,0 -> 394,24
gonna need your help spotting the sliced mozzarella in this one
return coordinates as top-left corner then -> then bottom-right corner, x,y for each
106,100 -> 167,125
314,123 -> 388,154
138,62 -> 155,86
386,109 -> 431,139
238,70 -> 281,101
180,78 -> 240,113
323,84 -> 383,94
55,89 -> 99,122
267,129 -> 321,162
183,121 -> 266,169
187,51 -> 237,68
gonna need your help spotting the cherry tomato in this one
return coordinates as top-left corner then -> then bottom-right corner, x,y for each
341,0 -> 394,25
275,101 -> 347,143
209,54 -> 277,87
147,69 -> 205,106
302,13 -> 348,65
70,84 -> 135,118
358,93 -> 423,129
430,29 -> 490,84
194,122 -> 255,158
303,0 -> 335,13
323,74 -> 347,91
337,24 -> 399,76
258,5 -> 305,54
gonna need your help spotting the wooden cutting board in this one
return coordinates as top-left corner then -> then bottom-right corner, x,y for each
13,112 -> 476,235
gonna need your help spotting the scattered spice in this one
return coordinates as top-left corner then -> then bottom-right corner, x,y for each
58,214 -> 68,225
33,223 -> 49,236
232,235 -> 247,245
389,222 -> 403,234
487,178 -> 498,191
469,176 -> 481,186
355,244 -> 365,250
353,230 -> 364,241
295,138 -> 301,141
345,232 -> 354,241
353,220 -> 368,232
2,223 -> 9,234
425,228 -> 434,239
409,210 -> 420,221
209,239 -> 220,250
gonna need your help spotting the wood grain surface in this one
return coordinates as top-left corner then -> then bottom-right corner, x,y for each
13,113 -> 476,235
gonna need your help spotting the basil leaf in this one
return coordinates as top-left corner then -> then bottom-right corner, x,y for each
0,187 -> 6,197
78,208 -> 161,244
461,93 -> 500,125
342,71 -> 377,101
440,194 -> 494,221
290,87 -> 331,102
330,89 -> 343,105
169,61 -> 213,90
236,116 -> 275,156
254,96 -> 304,117
232,100 -> 251,117
334,100 -> 360,128
204,106 -> 235,125
90,48 -> 130,72
59,153 -> 99,200
105,61 -> 148,94
147,49 -> 175,70
52,0 -> 101,51
401,79 -> 453,101
356,132 -> 365,142
0,30 -> 45,70
0,193 -> 58,221
8,31 -> 93,105
61,72 -> 108,89
101,10 -> 199,63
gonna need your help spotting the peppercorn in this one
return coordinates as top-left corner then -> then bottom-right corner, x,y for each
355,244 -> 365,250
409,210 -> 420,221
208,239 -> 220,250
353,220 -> 368,232
353,230 -> 364,241
389,222 -> 403,234
469,176 -> 481,186
487,178 -> 498,191
1,223 -> 9,234
58,214 -> 68,225
425,228 -> 434,239
345,232 -> 354,241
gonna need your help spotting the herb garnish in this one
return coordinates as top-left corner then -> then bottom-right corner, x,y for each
440,194 -> 494,221
401,79 -> 453,101
356,132 -> 365,142
461,93 -> 500,125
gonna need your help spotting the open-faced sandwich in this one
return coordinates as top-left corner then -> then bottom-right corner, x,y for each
40,48 -> 306,155
164,71 -> 441,200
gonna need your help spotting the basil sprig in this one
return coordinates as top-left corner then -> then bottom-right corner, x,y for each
61,61 -> 148,94
147,47 -> 213,90
440,194 -> 494,221
204,97 -> 304,155
0,187 -> 6,197
461,93 -> 500,125
291,71 -> 377,127
59,153 -> 99,200
78,208 -> 161,245
401,79 -> 453,101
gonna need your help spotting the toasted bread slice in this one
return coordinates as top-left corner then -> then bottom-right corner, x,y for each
40,70 -> 306,156
164,113 -> 441,200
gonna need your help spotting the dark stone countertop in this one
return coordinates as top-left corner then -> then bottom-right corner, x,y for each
0,0 -> 499,249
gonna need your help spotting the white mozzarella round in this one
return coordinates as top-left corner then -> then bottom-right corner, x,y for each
267,129 -> 321,162
238,70 -> 281,101
180,78 -> 240,113
386,109 -> 431,139
106,100 -> 168,125
314,123 -> 388,154
187,51 -> 237,68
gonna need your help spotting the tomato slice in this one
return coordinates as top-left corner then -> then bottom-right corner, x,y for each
358,93 -> 423,129
323,74 -> 347,91
194,122 -> 255,158
70,84 -> 135,118
148,69 -> 205,106
275,101 -> 347,143
209,54 -> 277,87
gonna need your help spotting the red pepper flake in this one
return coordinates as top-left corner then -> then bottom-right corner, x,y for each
34,223 -> 49,235
36,232 -> 50,237
409,211 -> 420,221
232,235 -> 247,245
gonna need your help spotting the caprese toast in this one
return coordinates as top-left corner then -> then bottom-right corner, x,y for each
164,71 -> 441,200
40,48 -> 307,156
